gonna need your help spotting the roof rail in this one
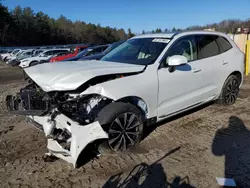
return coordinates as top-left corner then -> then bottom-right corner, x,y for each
171,31 -> 182,38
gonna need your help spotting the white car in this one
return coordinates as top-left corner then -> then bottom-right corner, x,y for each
1,49 -> 22,62
19,49 -> 70,68
6,49 -> 34,64
7,31 -> 244,167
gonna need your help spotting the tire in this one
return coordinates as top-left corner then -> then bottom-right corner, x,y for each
29,61 -> 38,67
95,102 -> 144,154
3,57 -> 8,62
217,75 -> 240,106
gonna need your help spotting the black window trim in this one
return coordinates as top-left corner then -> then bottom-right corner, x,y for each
159,33 -> 231,69
159,34 -> 198,69
195,34 -> 222,60
216,36 -> 233,54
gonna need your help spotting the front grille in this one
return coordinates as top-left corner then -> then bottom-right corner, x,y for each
20,89 -> 48,111
6,88 -> 50,116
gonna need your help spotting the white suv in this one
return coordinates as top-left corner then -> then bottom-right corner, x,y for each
1,49 -> 22,62
19,49 -> 70,68
7,31 -> 244,167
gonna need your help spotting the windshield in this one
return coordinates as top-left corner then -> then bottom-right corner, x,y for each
75,48 -> 93,58
15,51 -> 23,56
101,38 -> 170,65
33,50 -> 44,56
12,50 -> 20,55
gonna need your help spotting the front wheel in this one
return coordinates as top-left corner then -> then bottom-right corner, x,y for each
217,75 -> 240,106
95,102 -> 144,153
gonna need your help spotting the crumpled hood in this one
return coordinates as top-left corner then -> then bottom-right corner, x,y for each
24,60 -> 145,92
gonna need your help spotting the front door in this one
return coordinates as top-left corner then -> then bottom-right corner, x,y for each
157,35 -> 204,117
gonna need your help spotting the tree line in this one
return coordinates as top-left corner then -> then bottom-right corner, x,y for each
0,3 -> 134,47
1,3 -> 250,47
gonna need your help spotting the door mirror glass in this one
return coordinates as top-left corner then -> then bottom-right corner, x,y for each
167,55 -> 188,66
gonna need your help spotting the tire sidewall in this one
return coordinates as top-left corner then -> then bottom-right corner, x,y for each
95,102 -> 145,153
219,75 -> 240,105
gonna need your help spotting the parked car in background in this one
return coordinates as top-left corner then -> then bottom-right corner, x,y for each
77,41 -> 125,61
62,45 -> 109,61
6,31 -> 244,167
32,49 -> 45,57
38,51 -> 73,64
8,49 -> 35,66
7,49 -> 34,64
5,49 -> 26,63
19,48 -> 70,68
49,46 -> 88,62
1,49 -> 21,62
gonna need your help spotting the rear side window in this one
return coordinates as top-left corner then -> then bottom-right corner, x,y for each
196,35 -> 219,59
216,36 -> 232,53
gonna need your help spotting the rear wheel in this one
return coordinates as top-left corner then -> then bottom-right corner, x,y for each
217,75 -> 240,106
95,102 -> 144,153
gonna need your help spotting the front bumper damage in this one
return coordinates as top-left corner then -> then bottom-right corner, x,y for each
6,94 -> 108,167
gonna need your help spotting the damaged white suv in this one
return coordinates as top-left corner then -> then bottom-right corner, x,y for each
7,31 -> 244,167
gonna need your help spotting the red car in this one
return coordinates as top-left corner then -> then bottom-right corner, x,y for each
50,46 -> 88,62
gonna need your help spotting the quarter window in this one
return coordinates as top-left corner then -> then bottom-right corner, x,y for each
216,36 -> 232,53
196,35 -> 219,59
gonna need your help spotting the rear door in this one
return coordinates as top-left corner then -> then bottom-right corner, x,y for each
215,36 -> 235,86
194,34 -> 222,101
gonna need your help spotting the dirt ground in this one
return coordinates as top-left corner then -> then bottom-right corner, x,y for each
0,62 -> 250,188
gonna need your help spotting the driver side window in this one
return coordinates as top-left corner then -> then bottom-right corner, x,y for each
162,36 -> 197,67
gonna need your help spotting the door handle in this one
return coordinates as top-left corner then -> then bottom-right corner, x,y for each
222,61 -> 228,65
193,69 -> 201,73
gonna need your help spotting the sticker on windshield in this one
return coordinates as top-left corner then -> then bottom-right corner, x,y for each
152,38 -> 170,43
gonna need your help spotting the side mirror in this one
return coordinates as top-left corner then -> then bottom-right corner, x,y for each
168,55 -> 188,66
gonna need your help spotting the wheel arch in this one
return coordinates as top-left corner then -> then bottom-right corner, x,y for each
29,60 -> 38,66
75,138 -> 106,168
116,96 -> 149,118
229,71 -> 243,86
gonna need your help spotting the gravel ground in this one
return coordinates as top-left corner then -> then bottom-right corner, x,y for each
0,62 -> 250,188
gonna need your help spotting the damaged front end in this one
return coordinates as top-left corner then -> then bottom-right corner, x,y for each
6,81 -> 110,167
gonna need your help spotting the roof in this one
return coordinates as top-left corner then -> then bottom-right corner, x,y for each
132,30 -> 229,39
133,33 -> 177,39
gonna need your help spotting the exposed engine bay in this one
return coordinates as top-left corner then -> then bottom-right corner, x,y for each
6,79 -> 113,124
